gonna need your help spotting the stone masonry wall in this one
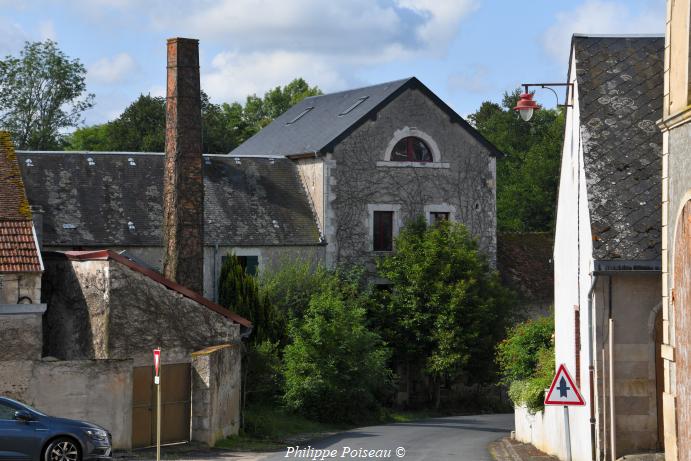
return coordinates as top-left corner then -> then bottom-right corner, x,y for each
0,359 -> 133,448
329,87 -> 496,269
191,344 -> 242,445
0,313 -> 43,360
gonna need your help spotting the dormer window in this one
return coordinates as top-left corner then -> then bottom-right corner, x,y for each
391,136 -> 433,162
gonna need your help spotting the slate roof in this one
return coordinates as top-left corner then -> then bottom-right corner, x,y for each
230,77 -> 502,158
0,132 -> 42,272
574,35 -> 663,261
17,152 -> 321,247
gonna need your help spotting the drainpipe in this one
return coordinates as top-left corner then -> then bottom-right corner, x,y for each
608,277 -> 616,461
587,275 -> 598,461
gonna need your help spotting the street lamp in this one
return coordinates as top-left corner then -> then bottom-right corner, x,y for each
513,83 -> 574,122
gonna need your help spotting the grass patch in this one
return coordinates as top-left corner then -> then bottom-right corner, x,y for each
215,404 -> 347,451
386,409 -> 444,423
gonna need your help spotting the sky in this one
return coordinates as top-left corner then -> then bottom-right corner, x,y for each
1,0 -> 665,127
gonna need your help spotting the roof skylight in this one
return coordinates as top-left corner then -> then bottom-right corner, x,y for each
286,107 -> 314,125
338,97 -> 368,116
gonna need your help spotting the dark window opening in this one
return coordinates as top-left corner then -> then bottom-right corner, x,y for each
430,212 -> 450,225
221,255 -> 259,276
391,136 -> 433,162
373,211 -> 394,252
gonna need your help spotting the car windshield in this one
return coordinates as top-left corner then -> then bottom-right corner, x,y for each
4,398 -> 46,417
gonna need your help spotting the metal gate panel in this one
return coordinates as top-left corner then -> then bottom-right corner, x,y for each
131,363 -> 191,448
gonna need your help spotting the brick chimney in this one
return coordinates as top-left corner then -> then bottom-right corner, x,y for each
162,38 -> 204,293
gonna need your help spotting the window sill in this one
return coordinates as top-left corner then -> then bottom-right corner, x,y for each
372,250 -> 394,254
376,161 -> 450,169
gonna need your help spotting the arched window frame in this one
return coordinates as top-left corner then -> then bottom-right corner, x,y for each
379,127 -> 448,168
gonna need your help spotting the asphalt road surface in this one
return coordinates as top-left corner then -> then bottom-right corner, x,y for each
262,413 -> 514,461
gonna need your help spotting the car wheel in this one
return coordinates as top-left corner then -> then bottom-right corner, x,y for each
43,437 -> 81,461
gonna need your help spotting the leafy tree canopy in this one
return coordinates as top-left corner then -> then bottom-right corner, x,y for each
0,40 -> 94,150
66,78 -> 321,154
468,90 -> 564,232
373,218 -> 514,395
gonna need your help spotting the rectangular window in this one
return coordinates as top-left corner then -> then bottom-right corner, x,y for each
373,211 -> 393,251
221,255 -> 259,276
430,212 -> 450,225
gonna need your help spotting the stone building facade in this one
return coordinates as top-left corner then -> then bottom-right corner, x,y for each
18,77 -> 499,299
658,1 -> 691,460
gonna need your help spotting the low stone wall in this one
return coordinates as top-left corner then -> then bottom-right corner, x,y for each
0,306 -> 45,360
0,359 -> 133,449
191,344 -> 242,445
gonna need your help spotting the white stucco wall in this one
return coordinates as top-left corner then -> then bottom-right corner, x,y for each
517,49 -> 596,461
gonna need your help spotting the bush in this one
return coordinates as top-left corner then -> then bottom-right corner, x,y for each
373,218 -> 514,405
218,253 -> 283,343
496,314 -> 554,413
283,284 -> 392,424
245,340 -> 284,404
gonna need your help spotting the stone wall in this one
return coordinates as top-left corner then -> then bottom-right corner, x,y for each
0,308 -> 44,360
0,359 -> 133,448
328,87 -> 497,269
42,256 -> 241,364
0,272 -> 41,304
295,157 -> 325,236
191,344 -> 242,445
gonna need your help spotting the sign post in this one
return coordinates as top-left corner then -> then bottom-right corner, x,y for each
544,364 -> 585,461
154,348 -> 161,461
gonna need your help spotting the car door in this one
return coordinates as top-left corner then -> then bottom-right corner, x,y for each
0,402 -> 38,460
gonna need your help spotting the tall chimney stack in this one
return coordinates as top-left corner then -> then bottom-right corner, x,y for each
162,38 -> 204,293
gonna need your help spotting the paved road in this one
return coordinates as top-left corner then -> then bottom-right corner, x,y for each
262,413 -> 514,461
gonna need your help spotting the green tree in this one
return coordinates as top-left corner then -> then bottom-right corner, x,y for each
374,218 -> 513,407
0,40 -> 94,149
468,90 -> 564,232
218,253 -> 282,343
283,279 -> 392,423
496,315 -> 554,412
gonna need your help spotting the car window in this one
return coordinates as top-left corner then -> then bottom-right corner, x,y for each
0,402 -> 17,420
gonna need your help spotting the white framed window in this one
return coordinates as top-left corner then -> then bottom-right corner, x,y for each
367,204 -> 401,252
424,204 -> 456,225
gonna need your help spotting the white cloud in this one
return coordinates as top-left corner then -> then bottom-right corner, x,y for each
88,53 -> 138,84
202,50 -> 348,102
37,20 -> 56,40
543,0 -> 664,65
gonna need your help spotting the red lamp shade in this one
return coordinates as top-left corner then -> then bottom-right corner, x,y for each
514,93 -> 539,121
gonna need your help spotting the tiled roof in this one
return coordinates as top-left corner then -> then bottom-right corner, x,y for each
61,250 -> 251,327
229,77 -> 502,158
574,36 -> 663,261
17,152 -> 321,247
0,219 -> 42,272
0,132 -> 41,272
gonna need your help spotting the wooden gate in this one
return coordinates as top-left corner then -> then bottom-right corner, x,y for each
674,200 -> 691,460
132,363 -> 191,448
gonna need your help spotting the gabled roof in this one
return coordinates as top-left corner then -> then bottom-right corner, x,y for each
229,77 -> 502,158
0,132 -> 42,273
573,35 -> 663,261
61,249 -> 251,327
17,152 -> 321,248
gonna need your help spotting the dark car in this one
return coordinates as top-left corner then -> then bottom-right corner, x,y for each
0,397 -> 112,461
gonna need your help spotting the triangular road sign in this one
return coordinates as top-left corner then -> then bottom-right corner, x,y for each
544,363 -> 585,406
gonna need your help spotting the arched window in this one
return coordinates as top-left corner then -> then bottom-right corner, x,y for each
390,136 -> 433,162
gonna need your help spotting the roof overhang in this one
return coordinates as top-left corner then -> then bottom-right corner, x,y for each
593,259 -> 661,274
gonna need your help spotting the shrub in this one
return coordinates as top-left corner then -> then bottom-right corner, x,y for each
496,314 -> 554,412
283,284 -> 392,424
259,258 -> 328,321
373,218 -> 514,406
245,340 -> 284,404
